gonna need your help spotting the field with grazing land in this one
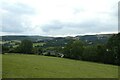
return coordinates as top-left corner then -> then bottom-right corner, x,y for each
0,41 -> 8,44
2,54 -> 118,78
0,54 -> 2,79
33,42 -> 45,47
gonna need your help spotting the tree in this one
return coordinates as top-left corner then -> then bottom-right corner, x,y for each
70,40 -> 84,59
63,42 -> 72,58
32,47 -> 42,55
19,39 -> 33,54
96,44 -> 107,63
63,40 -> 84,60
107,33 -> 120,65
2,45 -> 9,54
82,46 -> 98,62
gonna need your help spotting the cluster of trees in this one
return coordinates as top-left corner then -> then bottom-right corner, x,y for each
2,33 -> 120,65
16,39 -> 33,54
63,40 -> 84,60
107,33 -> 120,65
63,33 -> 120,65
2,39 -> 40,54
43,38 -> 73,48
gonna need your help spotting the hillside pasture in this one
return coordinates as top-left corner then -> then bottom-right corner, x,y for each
2,54 -> 118,78
33,42 -> 45,47
0,54 -> 2,79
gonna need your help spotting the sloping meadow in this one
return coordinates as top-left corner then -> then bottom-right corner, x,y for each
2,54 -> 118,78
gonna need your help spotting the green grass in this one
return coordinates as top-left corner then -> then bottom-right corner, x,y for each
0,41 -> 2,44
0,54 -> 2,79
0,41 -> 8,44
33,43 -> 45,47
2,54 -> 118,78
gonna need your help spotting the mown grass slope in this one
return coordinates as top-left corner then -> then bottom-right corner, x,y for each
0,54 -> 2,79
2,54 -> 118,78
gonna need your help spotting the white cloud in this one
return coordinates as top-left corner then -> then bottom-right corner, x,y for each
0,0 -> 119,36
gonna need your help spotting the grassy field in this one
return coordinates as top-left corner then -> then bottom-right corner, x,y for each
0,41 -> 8,44
33,43 -> 45,47
0,54 -> 2,79
2,54 -> 118,78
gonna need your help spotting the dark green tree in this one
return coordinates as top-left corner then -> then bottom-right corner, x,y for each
82,46 -> 98,62
2,45 -> 9,54
70,40 -> 84,59
107,33 -> 120,65
32,47 -> 42,55
96,44 -> 106,63
19,39 -> 33,54
63,42 -> 72,58
63,40 -> 84,60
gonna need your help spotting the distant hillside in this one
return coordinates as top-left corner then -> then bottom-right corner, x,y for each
2,36 -> 53,41
2,36 -> 29,41
2,34 -> 113,45
76,34 -> 113,44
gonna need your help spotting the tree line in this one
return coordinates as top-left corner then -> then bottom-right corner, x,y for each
63,33 -> 120,65
2,33 -> 120,65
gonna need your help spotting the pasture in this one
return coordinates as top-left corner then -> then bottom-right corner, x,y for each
33,43 -> 45,47
2,54 -> 118,78
0,54 -> 2,79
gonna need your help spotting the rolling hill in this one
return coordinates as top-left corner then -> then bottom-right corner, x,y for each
2,54 -> 118,78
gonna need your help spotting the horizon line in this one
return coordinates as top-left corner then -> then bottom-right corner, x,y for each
1,32 -> 118,37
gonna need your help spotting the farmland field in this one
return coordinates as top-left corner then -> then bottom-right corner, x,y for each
33,43 -> 45,47
0,54 -> 2,79
2,54 -> 118,78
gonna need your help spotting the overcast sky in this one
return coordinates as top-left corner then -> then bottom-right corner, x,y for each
0,0 -> 119,37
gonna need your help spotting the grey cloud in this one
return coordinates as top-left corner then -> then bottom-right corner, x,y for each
41,19 -> 117,35
1,2 -> 35,33
2,13 -> 29,32
41,21 -> 64,32
1,3 -> 35,15
65,20 -> 98,28
41,19 -> 99,33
